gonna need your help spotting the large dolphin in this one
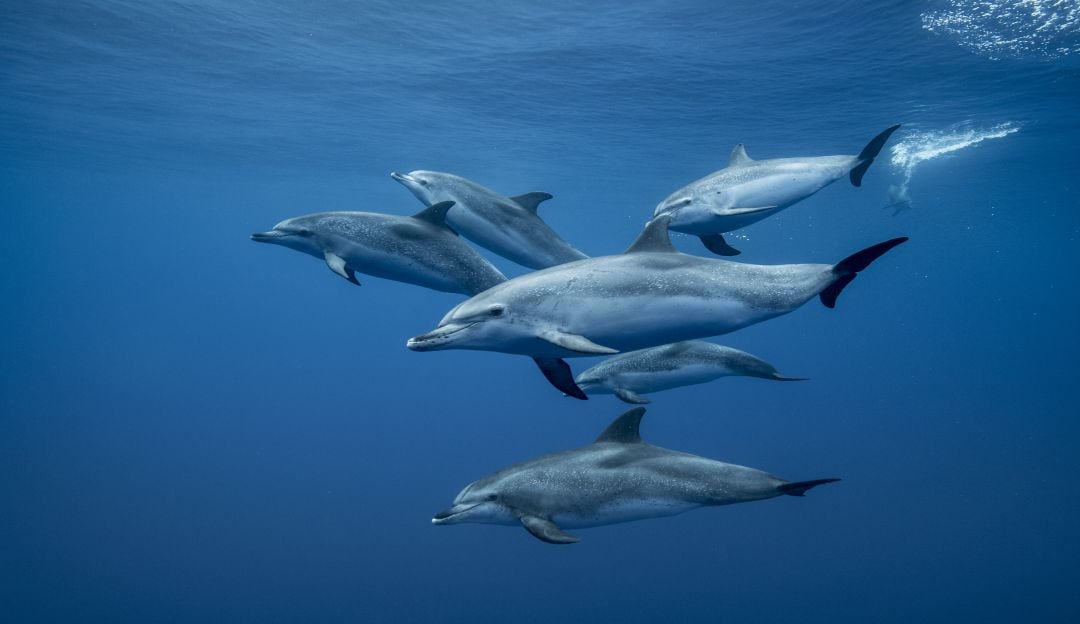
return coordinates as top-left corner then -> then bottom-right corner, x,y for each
575,340 -> 805,404
251,201 -> 506,296
407,214 -> 907,397
654,125 -> 901,256
433,407 -> 838,544
390,170 -> 588,269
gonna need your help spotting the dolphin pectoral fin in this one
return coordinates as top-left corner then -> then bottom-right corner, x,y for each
533,357 -> 587,400
539,330 -> 618,355
851,124 -> 902,187
614,388 -> 651,404
324,251 -> 360,285
719,205 -> 777,217
509,192 -> 553,213
520,515 -> 579,544
699,233 -> 741,256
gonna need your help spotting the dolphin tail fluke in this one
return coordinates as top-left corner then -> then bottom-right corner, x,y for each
699,233 -> 741,256
778,478 -> 840,497
850,124 -> 901,187
534,357 -> 588,400
820,237 -> 908,309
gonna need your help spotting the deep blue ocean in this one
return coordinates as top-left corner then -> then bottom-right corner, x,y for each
3,1 -> 1079,622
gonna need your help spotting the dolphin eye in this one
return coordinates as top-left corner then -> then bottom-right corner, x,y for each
419,179 -> 430,186
485,494 -> 498,501
297,228 -> 313,237
488,305 -> 505,317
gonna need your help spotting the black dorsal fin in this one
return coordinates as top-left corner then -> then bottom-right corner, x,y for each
594,407 -> 646,444
624,215 -> 677,254
412,201 -> 456,227
509,192 -> 553,213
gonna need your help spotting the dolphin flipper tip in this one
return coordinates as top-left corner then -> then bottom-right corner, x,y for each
778,478 -> 841,497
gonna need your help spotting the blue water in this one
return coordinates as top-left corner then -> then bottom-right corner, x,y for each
3,1 -> 1078,622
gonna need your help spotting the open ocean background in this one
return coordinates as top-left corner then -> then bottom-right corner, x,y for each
3,1 -> 1078,622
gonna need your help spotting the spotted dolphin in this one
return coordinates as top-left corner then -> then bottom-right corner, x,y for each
433,407 -> 839,544
391,170 -> 587,269
251,201 -> 506,296
575,340 -> 805,404
407,214 -> 907,397
654,125 -> 901,256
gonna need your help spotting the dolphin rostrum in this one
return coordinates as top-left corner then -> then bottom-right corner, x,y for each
390,170 -> 588,269
407,214 -> 907,397
433,407 -> 839,544
575,340 -> 805,404
654,125 -> 901,256
251,201 -> 506,296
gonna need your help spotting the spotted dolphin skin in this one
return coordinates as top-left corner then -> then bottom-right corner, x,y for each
654,125 -> 901,256
407,214 -> 907,397
390,170 -> 588,269
575,340 -> 805,404
433,407 -> 839,544
251,201 -> 506,296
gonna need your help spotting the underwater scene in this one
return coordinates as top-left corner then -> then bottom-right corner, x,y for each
3,1 -> 1079,622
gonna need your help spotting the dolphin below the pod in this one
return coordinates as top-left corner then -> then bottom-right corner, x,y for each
575,340 -> 805,404
390,170 -> 588,269
407,214 -> 907,398
432,407 -> 839,544
251,201 -> 506,296
654,125 -> 901,256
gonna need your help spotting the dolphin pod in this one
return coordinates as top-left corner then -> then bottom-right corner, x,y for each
433,407 -> 838,544
407,215 -> 906,398
251,125 -> 908,544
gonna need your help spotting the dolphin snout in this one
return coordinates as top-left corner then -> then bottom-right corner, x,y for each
432,502 -> 478,524
250,230 -> 285,243
406,323 -> 476,351
390,171 -> 413,183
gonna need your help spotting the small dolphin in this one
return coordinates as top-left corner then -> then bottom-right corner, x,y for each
407,214 -> 906,398
575,341 -> 805,404
390,170 -> 588,269
654,125 -> 901,256
433,407 -> 839,544
251,201 -> 506,296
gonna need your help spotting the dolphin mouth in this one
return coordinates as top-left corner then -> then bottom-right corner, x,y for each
390,171 -> 418,188
406,322 -> 477,351
250,230 -> 286,243
432,502 -> 480,524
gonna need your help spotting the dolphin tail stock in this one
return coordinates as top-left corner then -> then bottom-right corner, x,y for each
534,357 -> 588,400
849,124 -> 902,187
778,478 -> 840,497
819,236 -> 908,309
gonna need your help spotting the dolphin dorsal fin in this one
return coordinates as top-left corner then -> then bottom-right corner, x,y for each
412,201 -> 456,228
729,143 -> 753,167
594,407 -> 646,444
509,192 -> 553,213
624,214 -> 677,254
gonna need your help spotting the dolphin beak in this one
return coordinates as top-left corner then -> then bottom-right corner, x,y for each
432,502 -> 479,524
406,322 -> 477,352
390,171 -> 415,187
250,230 -> 286,243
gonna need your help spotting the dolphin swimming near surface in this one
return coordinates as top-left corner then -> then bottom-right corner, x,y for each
433,407 -> 839,544
407,214 -> 907,398
575,340 -> 805,404
390,170 -> 588,269
654,125 -> 901,256
251,201 -> 506,296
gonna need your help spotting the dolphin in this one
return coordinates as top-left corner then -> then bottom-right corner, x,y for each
390,170 -> 588,269
575,340 -> 805,404
407,214 -> 907,398
251,201 -> 506,296
654,125 -> 901,256
432,407 -> 839,544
